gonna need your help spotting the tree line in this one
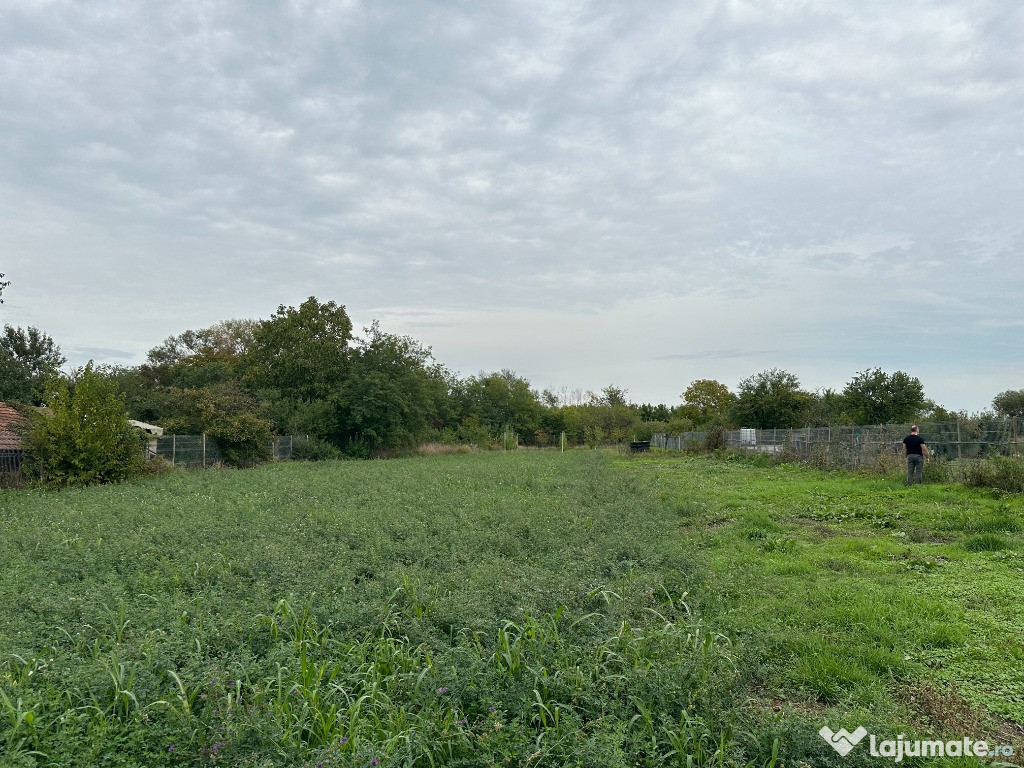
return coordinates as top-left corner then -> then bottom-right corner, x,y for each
2,296 -> 1022,478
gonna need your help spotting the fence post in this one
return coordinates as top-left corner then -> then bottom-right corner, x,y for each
957,419 -> 962,462
202,433 -> 207,468
172,434 -> 177,466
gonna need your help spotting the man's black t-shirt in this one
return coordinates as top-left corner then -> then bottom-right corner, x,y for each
903,434 -> 926,455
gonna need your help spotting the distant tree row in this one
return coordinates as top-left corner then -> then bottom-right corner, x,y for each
2,295 -> 1023,474
681,367 -> 934,430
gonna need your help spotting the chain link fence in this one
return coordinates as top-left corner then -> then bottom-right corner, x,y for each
153,435 -> 310,468
652,418 -> 1024,469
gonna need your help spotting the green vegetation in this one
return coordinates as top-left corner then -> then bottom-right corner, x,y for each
634,452 -> 1024,760
7,293 -> 1010,471
2,450 -> 1022,766
23,364 -> 143,488
0,325 -> 65,405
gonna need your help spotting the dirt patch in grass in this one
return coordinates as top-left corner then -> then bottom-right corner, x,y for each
906,527 -> 958,543
791,517 -> 839,538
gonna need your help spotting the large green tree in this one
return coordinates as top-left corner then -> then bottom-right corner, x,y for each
0,325 -> 66,404
143,319 -> 257,389
730,368 -> 809,429
159,382 -> 273,466
457,370 -> 544,442
992,389 -> 1024,418
678,379 -> 735,427
244,298 -> 352,402
338,323 -> 448,454
803,388 -> 850,426
841,368 -> 925,425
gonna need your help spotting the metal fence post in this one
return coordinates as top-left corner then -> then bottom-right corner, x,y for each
202,433 -> 207,468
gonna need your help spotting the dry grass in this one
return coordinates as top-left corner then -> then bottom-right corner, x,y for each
416,442 -> 476,455
905,682 -> 1024,765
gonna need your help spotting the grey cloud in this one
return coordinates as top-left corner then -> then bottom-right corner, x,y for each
1,0 -> 1022,410
654,350 -> 778,362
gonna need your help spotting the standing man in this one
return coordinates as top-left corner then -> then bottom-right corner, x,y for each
902,425 -> 929,485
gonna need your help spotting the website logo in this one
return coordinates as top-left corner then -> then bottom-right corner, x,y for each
818,724 -> 1015,762
820,726 -> 868,756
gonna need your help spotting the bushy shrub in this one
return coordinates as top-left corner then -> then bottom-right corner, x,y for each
161,384 -> 273,467
291,436 -> 342,461
963,456 -> 1024,493
24,364 -> 144,488
138,455 -> 176,476
704,426 -> 727,451
923,456 -> 951,484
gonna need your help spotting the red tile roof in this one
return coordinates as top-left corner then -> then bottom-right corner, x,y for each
0,401 -> 28,451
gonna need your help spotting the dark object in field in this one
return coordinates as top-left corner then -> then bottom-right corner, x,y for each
630,441 -> 651,453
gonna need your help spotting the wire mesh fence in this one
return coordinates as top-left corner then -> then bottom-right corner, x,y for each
652,418 -> 1024,469
153,435 -> 310,468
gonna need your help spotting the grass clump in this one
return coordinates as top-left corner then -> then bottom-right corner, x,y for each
962,533 -> 1012,552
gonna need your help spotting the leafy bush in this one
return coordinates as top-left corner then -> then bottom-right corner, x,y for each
290,436 -> 342,461
161,384 -> 273,467
24,364 -> 144,487
963,456 -> 1024,493
704,426 -> 727,451
923,455 -> 952,484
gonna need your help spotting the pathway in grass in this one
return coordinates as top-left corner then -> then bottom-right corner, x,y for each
626,452 -> 1024,757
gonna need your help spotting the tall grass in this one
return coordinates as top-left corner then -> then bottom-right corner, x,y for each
0,452 -> 778,766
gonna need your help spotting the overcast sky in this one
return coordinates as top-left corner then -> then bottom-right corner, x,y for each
2,0 -> 1022,412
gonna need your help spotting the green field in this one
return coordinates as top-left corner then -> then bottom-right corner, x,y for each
1,451 -> 1021,767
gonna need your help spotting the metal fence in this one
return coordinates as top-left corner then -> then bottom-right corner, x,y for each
153,435 -> 310,468
0,448 -> 23,474
652,418 -> 1024,468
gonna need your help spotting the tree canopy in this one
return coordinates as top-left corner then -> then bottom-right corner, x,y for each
841,368 -> 926,425
992,389 -> 1024,418
730,368 -> 809,429
244,297 -> 353,401
0,325 -> 66,404
679,379 -> 735,427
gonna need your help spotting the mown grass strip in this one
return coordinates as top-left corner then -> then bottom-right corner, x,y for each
629,452 -> 1024,760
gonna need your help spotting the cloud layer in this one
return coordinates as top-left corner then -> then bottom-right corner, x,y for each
2,0 -> 1022,410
